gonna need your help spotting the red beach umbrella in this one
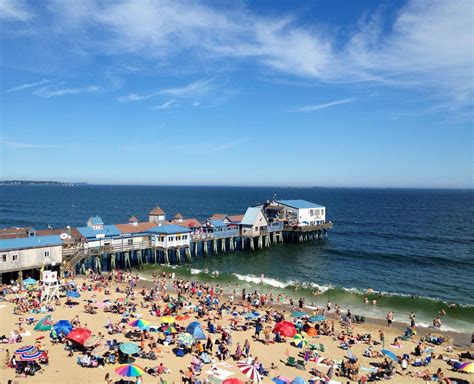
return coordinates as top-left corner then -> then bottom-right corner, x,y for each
223,379 -> 245,384
273,321 -> 297,338
66,327 -> 92,345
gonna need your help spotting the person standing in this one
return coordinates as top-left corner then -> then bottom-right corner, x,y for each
386,311 -> 394,327
409,312 -> 416,328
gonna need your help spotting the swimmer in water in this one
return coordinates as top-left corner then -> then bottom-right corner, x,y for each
364,297 -> 369,304
372,299 -> 377,305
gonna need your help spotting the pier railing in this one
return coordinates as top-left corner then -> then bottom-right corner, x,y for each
267,222 -> 283,232
283,221 -> 333,232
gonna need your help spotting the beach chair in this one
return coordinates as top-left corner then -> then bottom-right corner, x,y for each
296,359 -> 306,370
286,356 -> 296,367
319,343 -> 325,352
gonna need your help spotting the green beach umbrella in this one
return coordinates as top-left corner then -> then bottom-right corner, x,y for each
34,315 -> 53,331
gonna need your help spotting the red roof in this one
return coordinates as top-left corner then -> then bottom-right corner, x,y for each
128,215 -> 139,222
174,218 -> 202,228
210,213 -> 227,220
149,206 -> 165,215
0,227 -> 30,239
116,222 -> 156,234
174,213 -> 183,219
227,214 -> 244,223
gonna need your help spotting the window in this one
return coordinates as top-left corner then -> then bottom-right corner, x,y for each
127,239 -> 133,245
310,209 -> 314,216
0,254 -> 6,262
44,251 -> 50,258
183,235 -> 187,240
12,254 -> 18,261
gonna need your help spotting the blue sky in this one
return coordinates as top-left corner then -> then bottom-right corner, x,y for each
0,0 -> 472,188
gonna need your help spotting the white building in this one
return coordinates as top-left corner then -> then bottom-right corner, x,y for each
276,199 -> 326,226
0,235 -> 63,282
148,224 -> 191,248
149,206 -> 166,223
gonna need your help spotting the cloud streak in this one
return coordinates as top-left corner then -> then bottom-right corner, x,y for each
152,99 -> 176,110
3,79 -> 51,94
119,78 -> 215,103
0,0 -> 32,21
290,98 -> 354,112
33,84 -> 100,98
2,140 -> 55,149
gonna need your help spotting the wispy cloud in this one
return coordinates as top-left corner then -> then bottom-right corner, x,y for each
118,79 -> 215,103
3,79 -> 51,94
207,138 -> 250,153
2,141 -> 55,149
33,84 -> 100,98
0,0 -> 32,21
152,99 -> 176,110
290,98 -> 354,112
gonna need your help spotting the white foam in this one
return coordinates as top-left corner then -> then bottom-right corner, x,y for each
190,269 -> 202,275
232,273 -> 289,288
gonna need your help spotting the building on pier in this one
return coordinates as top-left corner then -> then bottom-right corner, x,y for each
274,199 -> 326,226
148,224 -> 191,248
240,206 -> 269,237
149,206 -> 166,223
0,235 -> 63,283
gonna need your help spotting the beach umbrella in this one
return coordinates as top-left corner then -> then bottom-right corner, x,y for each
244,312 -> 258,320
175,314 -> 190,322
272,376 -> 291,384
53,320 -> 72,336
128,319 -> 150,330
84,335 -> 101,348
15,345 -> 35,355
34,315 -> 53,331
273,321 -> 297,338
459,362 -> 474,373
115,363 -> 145,378
67,327 -> 92,345
177,332 -> 195,347
162,325 -> 177,335
186,321 -> 206,340
237,361 -> 263,382
19,350 -> 44,361
223,379 -> 244,384
381,349 -> 398,362
291,377 -> 307,384
308,315 -> 326,322
291,311 -> 307,318
92,344 -> 109,356
160,316 -> 175,324
293,334 -> 308,348
66,290 -> 81,298
305,327 -> 318,337
23,277 -> 37,285
119,342 -> 139,355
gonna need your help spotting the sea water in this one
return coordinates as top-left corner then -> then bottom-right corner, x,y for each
1,185 -> 473,332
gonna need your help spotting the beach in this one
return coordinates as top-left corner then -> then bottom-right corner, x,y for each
0,270 -> 472,384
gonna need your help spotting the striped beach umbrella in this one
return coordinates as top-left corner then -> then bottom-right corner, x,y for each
34,315 -> 53,331
91,344 -> 109,356
119,342 -> 139,355
15,345 -> 35,355
237,361 -> 263,382
128,318 -> 150,330
293,334 -> 308,348
177,332 -> 195,347
19,350 -> 44,361
163,325 -> 177,335
115,363 -> 145,378
84,335 -> 101,348
459,361 -> 474,373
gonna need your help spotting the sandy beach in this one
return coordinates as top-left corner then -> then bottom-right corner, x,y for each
0,270 -> 472,384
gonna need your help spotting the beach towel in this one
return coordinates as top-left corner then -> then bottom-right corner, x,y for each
361,367 -> 377,373
205,367 -> 233,379
20,330 -> 31,337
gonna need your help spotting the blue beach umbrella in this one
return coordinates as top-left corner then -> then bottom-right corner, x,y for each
291,377 -> 307,384
308,315 -> 326,322
186,321 -> 206,340
244,313 -> 258,320
67,290 -> 81,298
23,278 -> 37,285
291,311 -> 307,318
120,342 -> 139,355
382,349 -> 398,362
54,320 -> 73,336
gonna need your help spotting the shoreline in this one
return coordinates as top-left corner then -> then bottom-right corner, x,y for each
136,268 -> 473,348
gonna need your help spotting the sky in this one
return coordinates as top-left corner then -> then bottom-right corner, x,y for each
0,0 -> 473,188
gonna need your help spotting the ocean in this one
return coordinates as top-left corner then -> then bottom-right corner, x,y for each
1,185 -> 473,332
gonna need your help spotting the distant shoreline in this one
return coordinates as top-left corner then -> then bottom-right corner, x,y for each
0,180 -> 87,186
